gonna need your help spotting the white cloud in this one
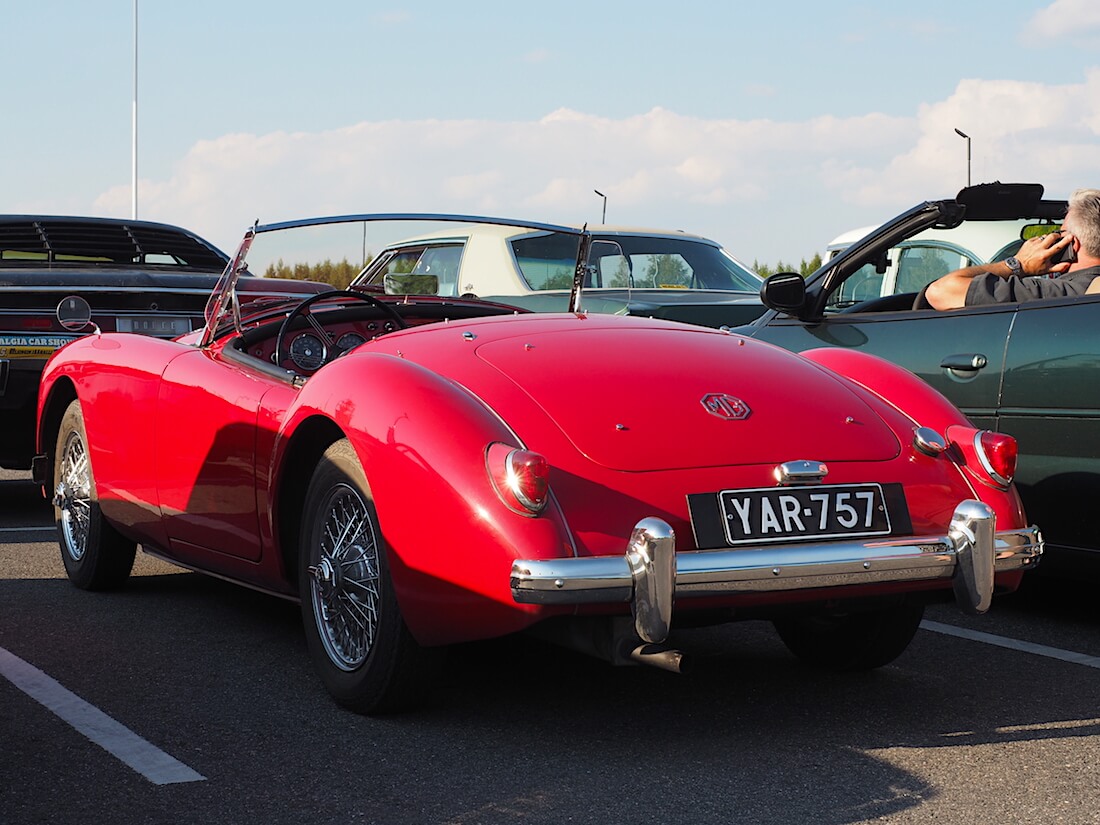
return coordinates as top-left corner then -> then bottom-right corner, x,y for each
91,77 -> 1100,263
1028,0 -> 1100,38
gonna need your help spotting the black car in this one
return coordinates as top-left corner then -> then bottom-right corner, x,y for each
0,215 -> 323,469
740,182 -> 1096,572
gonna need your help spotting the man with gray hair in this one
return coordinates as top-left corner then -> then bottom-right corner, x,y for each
925,187 -> 1100,309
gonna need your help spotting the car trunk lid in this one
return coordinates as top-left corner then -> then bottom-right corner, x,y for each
474,326 -> 902,472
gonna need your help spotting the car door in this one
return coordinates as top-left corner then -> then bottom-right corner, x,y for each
997,294 -> 1100,555
750,304 -> 1017,429
155,348 -> 273,562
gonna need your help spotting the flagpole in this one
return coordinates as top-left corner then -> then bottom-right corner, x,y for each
131,0 -> 138,219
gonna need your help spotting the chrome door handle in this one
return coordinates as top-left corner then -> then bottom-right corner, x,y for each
940,353 -> 988,371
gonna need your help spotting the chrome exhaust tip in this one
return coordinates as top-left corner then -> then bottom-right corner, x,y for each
630,643 -> 689,674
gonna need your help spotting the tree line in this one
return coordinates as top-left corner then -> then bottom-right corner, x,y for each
751,253 -> 824,278
263,258 -> 364,290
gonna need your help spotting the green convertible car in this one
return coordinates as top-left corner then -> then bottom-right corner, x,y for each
740,182 -> 1093,572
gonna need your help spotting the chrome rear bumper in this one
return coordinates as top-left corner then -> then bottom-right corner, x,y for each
510,500 -> 1042,646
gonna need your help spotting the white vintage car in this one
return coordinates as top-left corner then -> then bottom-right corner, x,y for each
352,220 -> 767,327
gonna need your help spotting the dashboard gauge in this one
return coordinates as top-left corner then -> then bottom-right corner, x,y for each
289,333 -> 327,371
335,332 -> 367,355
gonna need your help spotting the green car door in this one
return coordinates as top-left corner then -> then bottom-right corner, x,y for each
998,294 -> 1100,560
751,303 -> 1016,430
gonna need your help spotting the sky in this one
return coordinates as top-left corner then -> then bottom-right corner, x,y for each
3,0 -> 1100,267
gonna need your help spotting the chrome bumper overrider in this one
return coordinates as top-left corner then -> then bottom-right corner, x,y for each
510,500 -> 1043,646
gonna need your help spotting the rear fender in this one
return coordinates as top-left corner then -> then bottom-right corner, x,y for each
801,347 -> 970,434
281,352 -> 575,645
801,347 -> 1026,529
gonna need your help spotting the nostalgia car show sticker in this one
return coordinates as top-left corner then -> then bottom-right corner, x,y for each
0,334 -> 79,359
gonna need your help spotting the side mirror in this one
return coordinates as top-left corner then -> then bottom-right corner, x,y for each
760,272 -> 806,313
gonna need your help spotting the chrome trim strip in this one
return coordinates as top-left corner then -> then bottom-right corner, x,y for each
0,286 -> 215,296
253,212 -> 586,236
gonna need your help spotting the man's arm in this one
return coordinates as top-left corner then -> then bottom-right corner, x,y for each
924,232 -> 1073,310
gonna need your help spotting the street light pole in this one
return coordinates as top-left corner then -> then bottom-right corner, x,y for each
954,128 -> 971,187
594,189 -> 607,223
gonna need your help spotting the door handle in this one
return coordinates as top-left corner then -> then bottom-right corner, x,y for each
940,353 -> 988,372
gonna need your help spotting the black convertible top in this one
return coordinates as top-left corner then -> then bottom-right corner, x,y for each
0,215 -> 228,270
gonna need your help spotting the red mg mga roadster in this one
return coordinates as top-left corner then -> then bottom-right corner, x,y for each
34,215 -> 1042,713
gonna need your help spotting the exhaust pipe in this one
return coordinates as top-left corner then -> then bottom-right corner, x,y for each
630,643 -> 690,674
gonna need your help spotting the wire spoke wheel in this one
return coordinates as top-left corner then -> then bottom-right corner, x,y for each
309,482 -> 382,670
56,429 -> 93,562
299,439 -> 443,714
51,400 -> 136,590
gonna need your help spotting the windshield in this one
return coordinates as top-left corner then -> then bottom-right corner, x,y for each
201,214 -> 587,344
822,215 -> 1064,312
579,235 -> 761,292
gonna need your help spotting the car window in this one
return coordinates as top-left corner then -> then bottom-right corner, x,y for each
596,238 -> 761,292
367,243 -> 464,295
830,263 -> 883,307
411,246 -> 463,296
515,233 -> 761,293
511,232 -> 584,290
894,246 -> 971,294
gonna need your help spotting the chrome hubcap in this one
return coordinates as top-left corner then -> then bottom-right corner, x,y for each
56,431 -> 92,562
308,483 -> 381,671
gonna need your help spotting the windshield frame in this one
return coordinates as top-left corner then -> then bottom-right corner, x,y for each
200,213 -> 589,347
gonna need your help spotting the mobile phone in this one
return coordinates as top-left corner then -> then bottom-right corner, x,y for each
1052,231 -> 1078,264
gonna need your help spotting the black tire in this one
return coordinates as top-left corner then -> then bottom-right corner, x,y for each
773,602 -> 925,671
53,400 -> 137,590
299,439 -> 442,714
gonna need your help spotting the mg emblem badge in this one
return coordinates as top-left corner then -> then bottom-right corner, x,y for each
701,393 -> 751,420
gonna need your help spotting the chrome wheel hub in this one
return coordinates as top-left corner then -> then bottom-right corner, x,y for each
309,483 -> 381,671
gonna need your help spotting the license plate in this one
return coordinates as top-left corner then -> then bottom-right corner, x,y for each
715,483 -> 891,545
116,316 -> 192,336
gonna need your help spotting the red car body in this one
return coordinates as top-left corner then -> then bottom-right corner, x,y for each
34,215 -> 1042,714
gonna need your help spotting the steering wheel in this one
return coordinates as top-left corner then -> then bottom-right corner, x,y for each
275,290 -> 408,371
911,285 -> 934,310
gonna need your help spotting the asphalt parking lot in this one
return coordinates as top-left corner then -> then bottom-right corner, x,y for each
3,469 -> 1100,825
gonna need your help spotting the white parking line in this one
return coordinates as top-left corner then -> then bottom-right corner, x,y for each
922,620 -> 1100,669
0,646 -> 206,784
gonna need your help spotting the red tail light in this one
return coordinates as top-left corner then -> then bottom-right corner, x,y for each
944,425 -> 1017,489
487,443 -> 550,515
977,431 -> 1017,487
